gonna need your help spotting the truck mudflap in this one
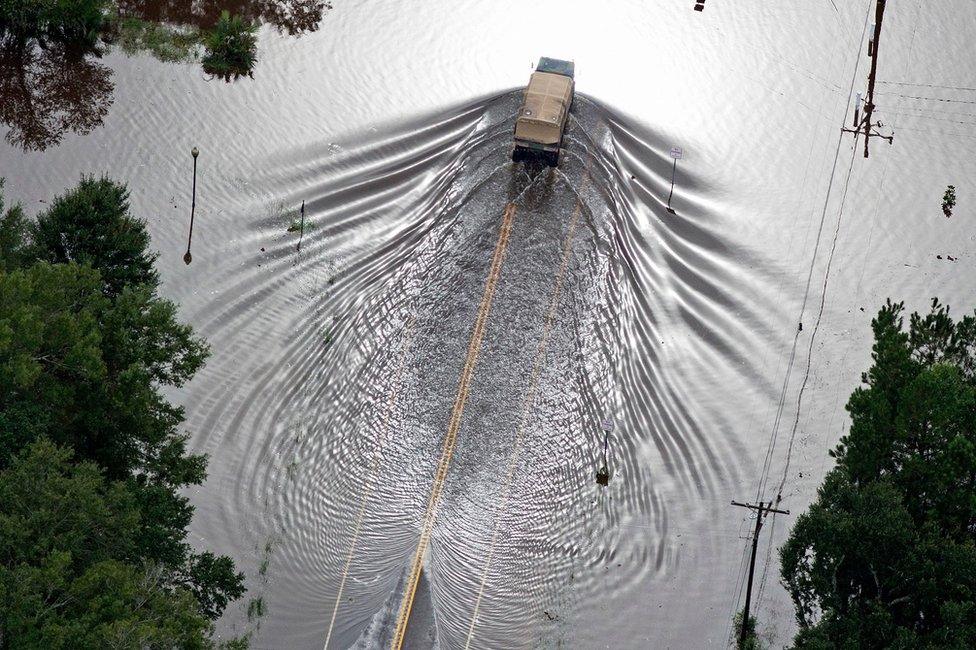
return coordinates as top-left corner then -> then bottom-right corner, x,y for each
512,142 -> 560,167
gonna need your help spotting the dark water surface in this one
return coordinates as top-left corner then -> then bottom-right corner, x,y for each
3,1 -> 976,647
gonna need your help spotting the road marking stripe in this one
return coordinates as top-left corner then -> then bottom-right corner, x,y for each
324,316 -> 417,650
464,173 -> 590,649
390,203 -> 517,649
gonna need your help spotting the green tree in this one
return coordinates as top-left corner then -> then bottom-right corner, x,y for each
0,262 -> 107,463
32,176 -> 158,296
0,177 -> 245,636
0,181 -> 30,271
0,439 -> 214,649
781,299 -> 976,649
201,11 -> 257,81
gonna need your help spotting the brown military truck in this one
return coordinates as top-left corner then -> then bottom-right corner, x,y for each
512,57 -> 575,167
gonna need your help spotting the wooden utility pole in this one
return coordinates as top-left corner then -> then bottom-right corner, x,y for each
862,0 -> 885,158
731,500 -> 790,648
844,0 -> 893,156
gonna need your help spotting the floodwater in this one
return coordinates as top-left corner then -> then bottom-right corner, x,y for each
4,1 -> 976,647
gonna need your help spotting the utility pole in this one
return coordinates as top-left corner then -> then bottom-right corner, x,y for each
731,500 -> 789,648
862,0 -> 886,158
843,0 -> 893,157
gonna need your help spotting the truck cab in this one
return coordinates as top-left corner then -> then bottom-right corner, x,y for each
512,57 -> 575,167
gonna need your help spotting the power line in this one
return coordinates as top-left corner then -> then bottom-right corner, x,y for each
753,0 -> 872,508
733,3 -> 874,641
774,144 -> 857,501
891,125 -> 976,141
876,105 -> 976,120
877,81 -> 976,93
874,92 -> 976,106
878,110 -> 976,129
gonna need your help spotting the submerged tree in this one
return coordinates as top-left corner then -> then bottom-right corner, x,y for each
733,609 -> 768,650
201,10 -> 257,81
943,185 -> 957,218
781,299 -> 976,649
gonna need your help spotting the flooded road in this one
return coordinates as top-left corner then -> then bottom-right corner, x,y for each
4,1 -> 976,647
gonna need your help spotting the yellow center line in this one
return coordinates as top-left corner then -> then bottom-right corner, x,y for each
323,316 -> 417,650
464,172 -> 590,649
390,203 -> 518,649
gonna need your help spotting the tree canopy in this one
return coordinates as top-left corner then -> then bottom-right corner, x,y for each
31,177 -> 159,295
0,439 -> 214,649
0,178 -> 245,648
781,299 -> 976,649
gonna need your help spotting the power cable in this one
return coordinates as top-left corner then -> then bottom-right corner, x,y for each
753,0 -> 872,506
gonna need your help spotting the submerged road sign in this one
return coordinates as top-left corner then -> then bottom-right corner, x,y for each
667,146 -> 682,213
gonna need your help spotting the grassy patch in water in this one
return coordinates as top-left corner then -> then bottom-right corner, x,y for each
258,538 -> 275,576
285,459 -> 299,480
247,596 -> 266,621
106,13 -> 202,62
286,219 -> 314,233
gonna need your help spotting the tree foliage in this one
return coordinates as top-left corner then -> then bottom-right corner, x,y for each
0,440 -> 213,649
0,181 -> 29,271
0,179 -> 245,647
32,176 -> 158,296
201,11 -> 257,81
734,609 -> 768,650
781,299 -> 976,649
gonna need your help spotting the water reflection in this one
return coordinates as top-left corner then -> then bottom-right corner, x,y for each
0,0 -> 330,151
115,0 -> 329,35
0,40 -> 113,152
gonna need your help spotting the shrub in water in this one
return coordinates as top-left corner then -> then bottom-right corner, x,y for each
202,10 -> 257,81
943,184 -> 956,218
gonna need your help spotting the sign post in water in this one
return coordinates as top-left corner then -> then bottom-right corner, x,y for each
596,419 -> 613,486
667,146 -> 682,214
183,147 -> 199,265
